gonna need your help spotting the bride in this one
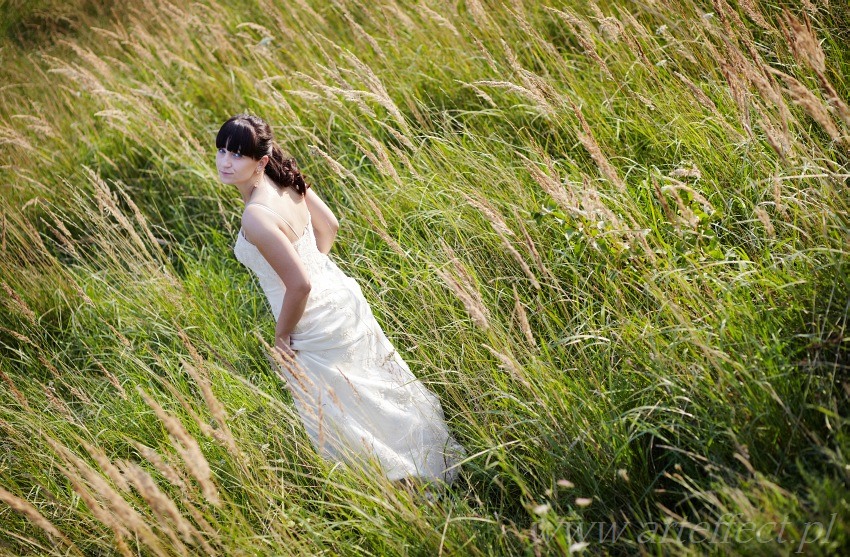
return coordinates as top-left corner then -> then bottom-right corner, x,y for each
217,114 -> 463,485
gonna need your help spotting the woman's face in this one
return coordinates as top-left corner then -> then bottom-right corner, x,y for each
216,147 -> 258,186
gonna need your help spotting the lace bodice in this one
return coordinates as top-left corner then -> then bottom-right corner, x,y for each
233,209 -> 360,339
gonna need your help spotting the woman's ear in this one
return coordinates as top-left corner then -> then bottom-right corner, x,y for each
260,154 -> 270,166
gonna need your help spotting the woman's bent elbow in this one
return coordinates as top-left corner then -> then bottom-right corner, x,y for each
296,281 -> 312,297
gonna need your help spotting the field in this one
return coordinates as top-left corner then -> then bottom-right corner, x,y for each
0,0 -> 848,554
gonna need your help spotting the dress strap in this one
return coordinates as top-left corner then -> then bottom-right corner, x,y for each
245,202 -> 302,237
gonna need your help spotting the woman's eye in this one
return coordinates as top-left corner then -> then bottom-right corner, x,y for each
232,153 -> 242,158
217,148 -> 226,154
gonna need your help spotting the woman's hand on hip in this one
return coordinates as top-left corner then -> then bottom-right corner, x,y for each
275,334 -> 296,358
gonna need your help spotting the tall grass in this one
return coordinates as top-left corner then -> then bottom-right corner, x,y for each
1,0 -> 848,554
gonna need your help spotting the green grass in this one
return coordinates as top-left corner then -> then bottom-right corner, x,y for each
1,0 -> 848,554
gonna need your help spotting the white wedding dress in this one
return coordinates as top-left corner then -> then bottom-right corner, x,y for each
234,202 -> 464,484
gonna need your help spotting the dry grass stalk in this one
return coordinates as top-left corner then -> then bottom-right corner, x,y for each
669,163 -> 702,180
718,60 -> 752,137
92,359 -> 127,398
177,328 -> 203,367
340,50 -> 411,136
512,206 -> 555,283
816,78 -> 850,129
664,180 -> 715,216
721,35 -> 784,111
149,368 -> 229,450
118,461 -> 198,545
46,437 -> 169,556
589,2 -> 623,43
36,353 -> 60,379
42,209 -> 80,259
617,11 -> 655,70
363,208 -> 406,256
184,501 -> 222,545
660,185 -> 698,229
508,7 -> 564,63
462,82 -> 498,109
503,40 -> 561,114
512,286 -> 536,349
579,179 -> 626,234
548,7 -> 616,83
712,0 -> 756,46
770,69 -> 844,146
435,241 -> 491,330
132,441 -> 189,491
800,0 -> 819,15
1,280 -> 36,323
753,102 -> 792,158
737,0 -> 771,30
0,324 -> 35,346
571,102 -> 626,192
417,1 -> 461,37
673,71 -> 719,114
80,440 -> 130,492
67,277 -> 93,306
754,206 -> 775,238
375,120 -> 416,151
435,266 -> 491,330
465,0 -> 492,29
58,464 -> 135,557
0,485 -> 80,555
0,124 -> 36,152
483,344 -> 532,389
138,387 -> 221,506
0,368 -> 31,410
380,1 -> 415,35
85,167 -> 152,261
471,36 -> 500,73
185,501 -> 221,556
474,79 -> 553,116
58,39 -> 114,82
20,215 -> 51,262
286,0 -> 327,26
113,180 -> 167,260
336,2 -> 386,60
43,385 -> 77,423
707,14 -> 795,143
523,157 -> 583,219
308,144 -> 358,182
462,193 -> 540,290
780,10 -> 825,75
68,384 -> 93,405
180,357 -> 241,461
772,175 -> 788,218
357,137 -> 402,184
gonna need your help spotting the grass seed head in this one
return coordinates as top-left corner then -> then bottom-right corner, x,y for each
138,388 -> 221,506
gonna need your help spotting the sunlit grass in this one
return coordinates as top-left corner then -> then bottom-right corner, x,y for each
1,0 -> 848,554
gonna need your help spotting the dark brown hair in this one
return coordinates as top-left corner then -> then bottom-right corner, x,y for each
216,114 -> 308,195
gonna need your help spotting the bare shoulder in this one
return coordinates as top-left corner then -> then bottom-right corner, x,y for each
305,188 -> 339,229
241,204 -> 284,245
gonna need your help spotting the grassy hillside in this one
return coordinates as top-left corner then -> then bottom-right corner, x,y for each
1,0 -> 848,554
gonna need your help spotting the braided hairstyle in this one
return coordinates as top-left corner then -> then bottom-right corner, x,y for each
216,114 -> 308,195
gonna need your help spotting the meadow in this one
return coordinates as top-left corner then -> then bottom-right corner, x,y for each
0,0 -> 848,554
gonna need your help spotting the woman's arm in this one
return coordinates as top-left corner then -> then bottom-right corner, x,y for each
304,188 -> 339,254
241,207 -> 311,353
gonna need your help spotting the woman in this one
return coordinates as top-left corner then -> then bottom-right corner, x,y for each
217,114 -> 463,485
